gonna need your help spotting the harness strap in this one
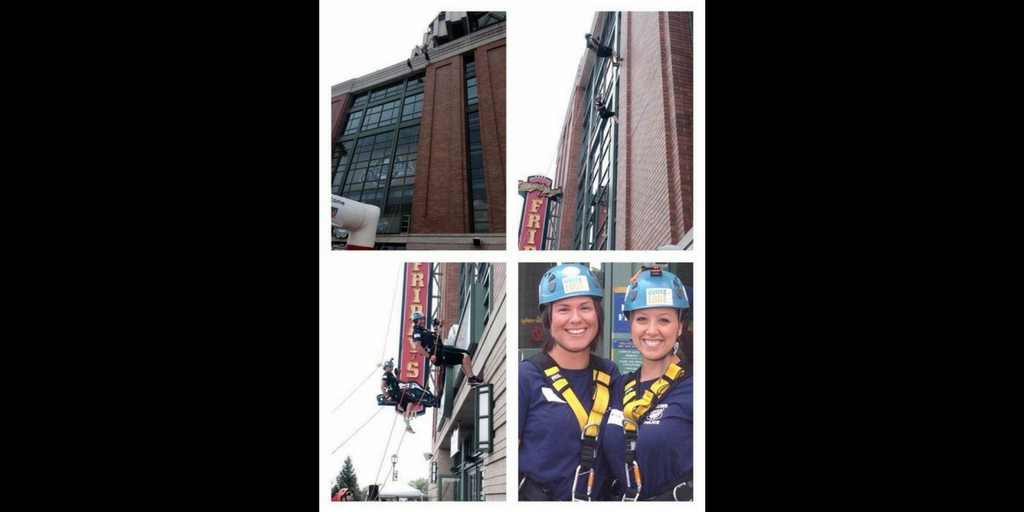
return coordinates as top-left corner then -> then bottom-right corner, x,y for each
527,353 -> 612,501
620,359 -> 692,500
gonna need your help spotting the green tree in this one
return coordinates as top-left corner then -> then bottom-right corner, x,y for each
409,477 -> 429,495
331,456 -> 365,501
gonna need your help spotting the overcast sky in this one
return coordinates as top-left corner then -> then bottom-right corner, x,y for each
320,261 -> 433,495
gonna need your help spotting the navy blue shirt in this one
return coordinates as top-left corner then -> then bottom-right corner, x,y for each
412,324 -> 436,355
603,372 -> 693,498
519,357 -> 620,500
382,371 -> 399,397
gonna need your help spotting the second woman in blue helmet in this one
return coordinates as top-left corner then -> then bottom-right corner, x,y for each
519,263 -> 620,501
602,266 -> 693,501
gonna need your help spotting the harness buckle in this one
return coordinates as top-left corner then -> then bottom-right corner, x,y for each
672,480 -> 693,501
621,461 -> 642,501
570,465 -> 592,502
579,422 -> 600,440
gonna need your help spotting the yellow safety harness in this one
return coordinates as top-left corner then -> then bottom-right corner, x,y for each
620,360 -> 691,501
526,353 -> 612,501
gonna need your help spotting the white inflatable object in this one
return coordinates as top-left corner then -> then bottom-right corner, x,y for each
331,194 -> 380,250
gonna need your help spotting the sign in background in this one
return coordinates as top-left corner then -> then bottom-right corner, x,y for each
612,286 -> 629,334
518,263 -> 547,350
517,175 -> 556,250
398,262 -> 431,416
611,340 -> 642,375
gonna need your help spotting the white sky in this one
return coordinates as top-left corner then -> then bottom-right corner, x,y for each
320,262 -> 433,494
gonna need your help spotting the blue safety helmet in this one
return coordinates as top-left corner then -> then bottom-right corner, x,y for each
383,359 -> 394,368
538,263 -> 603,310
623,266 -> 690,312
411,311 -> 425,321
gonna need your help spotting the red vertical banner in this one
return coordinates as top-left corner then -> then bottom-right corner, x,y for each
398,263 -> 431,415
517,175 -> 559,250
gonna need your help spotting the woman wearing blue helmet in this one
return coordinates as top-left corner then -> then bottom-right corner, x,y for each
519,263 -> 620,501
603,266 -> 693,501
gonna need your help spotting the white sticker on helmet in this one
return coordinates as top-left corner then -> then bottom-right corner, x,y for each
562,276 -> 590,293
562,266 -> 581,277
646,288 -> 672,306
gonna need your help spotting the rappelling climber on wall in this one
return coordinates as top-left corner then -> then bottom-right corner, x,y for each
585,33 -> 624,67
595,94 -> 618,123
409,311 -> 486,387
380,359 -> 419,433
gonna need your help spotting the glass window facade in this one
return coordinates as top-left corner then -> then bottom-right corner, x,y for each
333,74 -> 425,234
361,99 -> 401,130
402,93 -> 423,121
572,13 -> 621,250
465,56 -> 488,233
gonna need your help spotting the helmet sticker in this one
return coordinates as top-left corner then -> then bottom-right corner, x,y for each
562,266 -> 581,277
562,276 -> 590,293
645,288 -> 673,306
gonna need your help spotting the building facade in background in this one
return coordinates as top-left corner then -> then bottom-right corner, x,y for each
331,12 -> 506,250
535,12 -> 694,250
518,262 -> 692,375
425,263 -> 506,501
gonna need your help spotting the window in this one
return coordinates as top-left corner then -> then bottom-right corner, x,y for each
406,74 -> 425,93
470,11 -> 505,31
333,74 -> 425,234
343,132 -> 393,209
402,93 -> 423,121
361,99 -> 401,130
465,56 -> 488,233
343,110 -> 362,135
369,81 -> 403,102
331,140 -> 353,195
572,12 -> 621,250
379,126 -> 420,233
466,77 -> 478,106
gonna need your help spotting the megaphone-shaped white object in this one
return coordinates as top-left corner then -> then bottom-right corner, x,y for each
331,194 -> 380,250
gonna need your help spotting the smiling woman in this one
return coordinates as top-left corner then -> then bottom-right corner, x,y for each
602,266 -> 693,501
519,263 -> 620,501
517,262 -> 694,501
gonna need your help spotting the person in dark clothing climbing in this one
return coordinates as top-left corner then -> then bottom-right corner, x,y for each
409,311 -> 485,386
585,33 -> 624,66
380,359 -> 417,433
595,95 -> 618,123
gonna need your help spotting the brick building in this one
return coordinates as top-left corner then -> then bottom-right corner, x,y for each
426,263 -> 507,501
539,12 -> 694,250
331,12 -> 506,250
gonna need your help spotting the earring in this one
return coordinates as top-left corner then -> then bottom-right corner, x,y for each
673,341 -> 679,355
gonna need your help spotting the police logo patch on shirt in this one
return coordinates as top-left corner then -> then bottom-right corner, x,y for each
562,276 -> 590,293
648,407 -> 665,420
645,288 -> 672,306
413,333 -> 421,339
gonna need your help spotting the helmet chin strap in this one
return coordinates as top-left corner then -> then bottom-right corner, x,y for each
658,341 -> 680,376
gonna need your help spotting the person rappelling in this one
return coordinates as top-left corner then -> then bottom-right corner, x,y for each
409,311 -> 486,387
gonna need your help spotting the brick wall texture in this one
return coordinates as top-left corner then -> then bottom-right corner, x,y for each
410,41 -> 506,235
618,12 -> 693,249
476,41 -> 507,234
330,93 -> 350,143
555,88 -> 586,250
